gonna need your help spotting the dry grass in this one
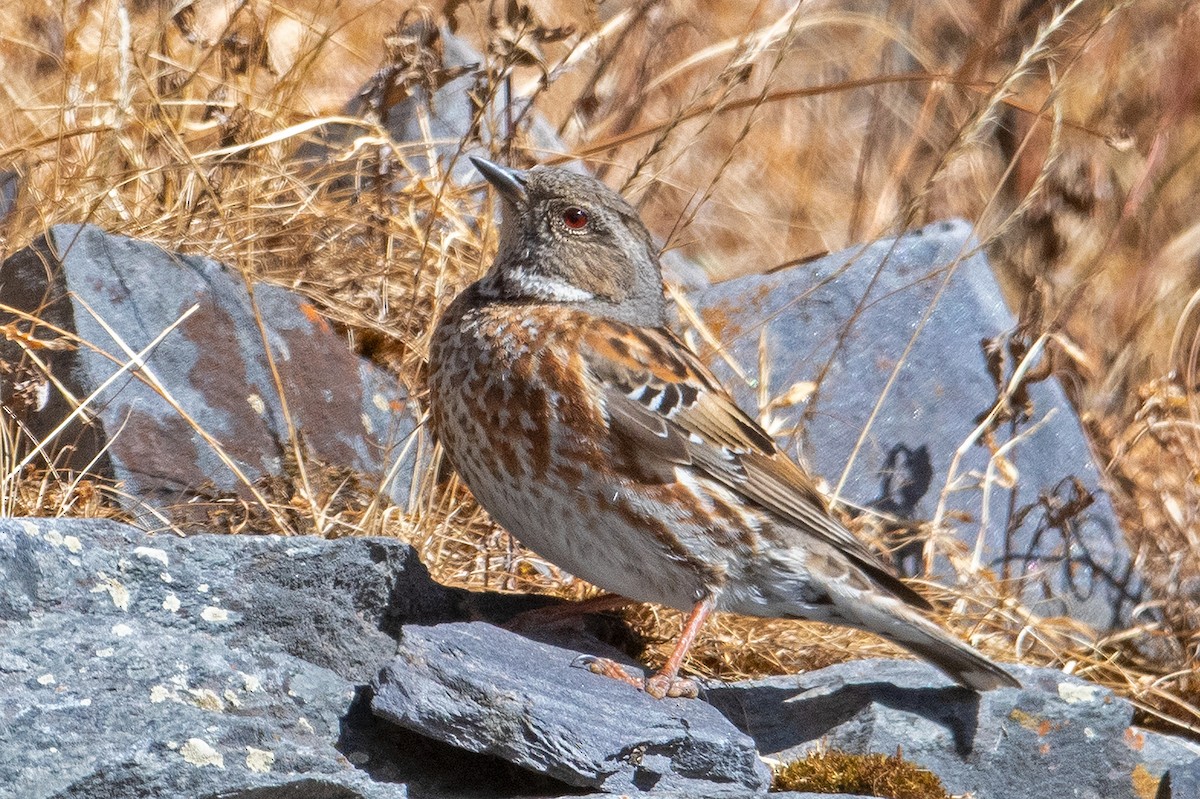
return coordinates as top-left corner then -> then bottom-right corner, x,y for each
2,0 -> 1199,739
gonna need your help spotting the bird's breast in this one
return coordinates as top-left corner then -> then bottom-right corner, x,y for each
427,299 -> 728,608
429,301 -> 604,483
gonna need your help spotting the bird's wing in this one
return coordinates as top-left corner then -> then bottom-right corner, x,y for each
580,322 -> 898,571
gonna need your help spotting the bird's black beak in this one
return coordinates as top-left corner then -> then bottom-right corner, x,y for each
469,156 -> 528,205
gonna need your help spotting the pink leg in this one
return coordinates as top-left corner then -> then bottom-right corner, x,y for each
578,596 -> 717,700
645,596 -> 716,699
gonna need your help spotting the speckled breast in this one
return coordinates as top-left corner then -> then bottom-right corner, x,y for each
427,293 -> 719,610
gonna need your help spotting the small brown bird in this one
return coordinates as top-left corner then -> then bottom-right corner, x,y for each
428,157 -> 1019,698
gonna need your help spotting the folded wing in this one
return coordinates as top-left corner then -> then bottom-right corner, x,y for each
581,321 -> 932,611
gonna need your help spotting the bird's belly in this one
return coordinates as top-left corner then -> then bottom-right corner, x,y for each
453,449 -> 712,611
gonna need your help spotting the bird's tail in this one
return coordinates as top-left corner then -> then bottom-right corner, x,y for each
847,594 -> 1020,691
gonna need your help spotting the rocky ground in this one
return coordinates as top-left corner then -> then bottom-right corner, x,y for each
1,517 -> 1195,799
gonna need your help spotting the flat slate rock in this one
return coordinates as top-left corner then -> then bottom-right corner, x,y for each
372,621 -> 772,797
707,658 -> 1200,799
0,224 -> 423,527
687,220 -> 1140,629
0,517 -> 466,798
0,516 -> 765,799
299,23 -> 567,184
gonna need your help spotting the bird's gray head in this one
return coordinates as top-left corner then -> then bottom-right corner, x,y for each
470,157 -> 667,327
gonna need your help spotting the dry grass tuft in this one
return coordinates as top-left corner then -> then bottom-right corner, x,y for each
2,0 -> 1199,739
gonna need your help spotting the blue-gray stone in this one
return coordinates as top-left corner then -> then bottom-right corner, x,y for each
686,220 -> 1140,629
372,621 -> 773,797
0,517 -> 455,799
0,225 -> 422,525
707,659 -> 1198,799
3,518 -> 1196,799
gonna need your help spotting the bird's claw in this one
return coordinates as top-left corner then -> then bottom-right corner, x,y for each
570,654 -> 644,689
571,655 -> 700,699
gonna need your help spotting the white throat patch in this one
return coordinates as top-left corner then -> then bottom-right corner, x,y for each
507,268 -> 595,302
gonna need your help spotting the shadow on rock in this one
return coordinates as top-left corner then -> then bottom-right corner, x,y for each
709,679 -> 982,758
338,686 -> 583,799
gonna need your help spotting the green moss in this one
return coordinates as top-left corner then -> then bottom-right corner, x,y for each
771,749 -> 949,799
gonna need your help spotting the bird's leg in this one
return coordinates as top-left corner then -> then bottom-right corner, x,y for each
575,595 -> 716,699
644,596 -> 715,699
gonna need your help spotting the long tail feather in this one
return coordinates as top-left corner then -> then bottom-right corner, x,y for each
850,598 -> 1020,691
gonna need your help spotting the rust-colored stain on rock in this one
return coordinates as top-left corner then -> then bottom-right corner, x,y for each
1124,727 -> 1145,751
299,302 -> 333,334
1008,708 -> 1063,738
1130,763 -> 1161,799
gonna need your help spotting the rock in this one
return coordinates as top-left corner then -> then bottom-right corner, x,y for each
0,516 -> 773,798
685,220 -> 1141,630
4,517 -> 1198,799
0,225 -> 422,527
0,516 -> 457,679
0,516 -> 771,798
5,613 -> 395,799
0,169 -> 16,220
1157,759 -> 1200,799
363,25 -> 564,179
706,659 -> 1199,799
302,23 -> 569,184
0,516 -> 461,798
371,621 -> 772,797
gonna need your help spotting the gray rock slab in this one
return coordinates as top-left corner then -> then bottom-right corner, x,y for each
308,25 -> 568,184
1,516 -> 728,799
3,613 -> 394,799
686,220 -> 1140,629
706,658 -> 1198,799
0,516 -> 468,798
4,517 -> 1198,799
372,621 -> 772,797
0,518 -> 456,683
0,224 -> 422,526
1158,759 -> 1200,799
0,169 -> 17,220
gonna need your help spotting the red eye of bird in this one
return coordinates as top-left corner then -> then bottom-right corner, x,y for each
561,207 -> 589,230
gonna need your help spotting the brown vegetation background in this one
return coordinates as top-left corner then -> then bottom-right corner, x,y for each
2,0 -> 1199,738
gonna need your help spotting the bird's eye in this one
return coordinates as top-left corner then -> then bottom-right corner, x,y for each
561,207 -> 590,230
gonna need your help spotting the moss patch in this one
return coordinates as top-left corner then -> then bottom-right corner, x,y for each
772,749 -> 949,798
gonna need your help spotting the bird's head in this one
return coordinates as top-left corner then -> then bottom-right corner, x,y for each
470,157 -> 667,327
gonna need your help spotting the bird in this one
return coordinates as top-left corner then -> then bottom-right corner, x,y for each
427,156 -> 1019,699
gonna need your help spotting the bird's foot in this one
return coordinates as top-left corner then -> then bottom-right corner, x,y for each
645,672 -> 700,699
571,655 -> 700,699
